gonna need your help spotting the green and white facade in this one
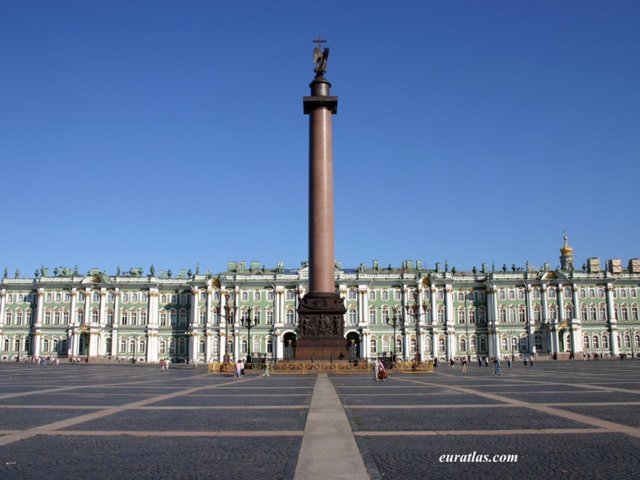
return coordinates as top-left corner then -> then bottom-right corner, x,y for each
2,239 -> 640,363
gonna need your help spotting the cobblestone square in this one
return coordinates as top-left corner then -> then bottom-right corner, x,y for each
0,361 -> 639,479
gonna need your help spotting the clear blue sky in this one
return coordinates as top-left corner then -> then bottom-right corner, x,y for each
1,0 -> 639,277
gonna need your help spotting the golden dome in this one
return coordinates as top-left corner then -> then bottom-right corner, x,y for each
560,233 -> 573,256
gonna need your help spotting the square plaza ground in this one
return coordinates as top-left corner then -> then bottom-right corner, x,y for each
0,360 -> 639,479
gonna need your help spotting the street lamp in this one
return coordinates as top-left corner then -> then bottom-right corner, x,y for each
219,292 -> 237,366
386,307 -> 402,364
405,303 -> 428,362
16,330 -> 25,362
241,307 -> 258,364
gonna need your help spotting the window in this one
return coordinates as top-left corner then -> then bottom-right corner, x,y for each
457,292 -> 465,302
286,289 -> 295,301
437,306 -> 444,324
370,338 -> 377,353
369,309 -> 376,324
517,289 -> 525,300
410,338 -> 417,354
348,308 -> 357,325
532,288 -> 540,299
26,309 -> 33,325
63,310 -> 70,324
140,310 -> 147,325
565,304 -> 574,320
161,294 -> 168,304
107,310 -> 114,325
266,309 -> 274,325
254,291 -> 261,302
132,293 -> 138,303
508,290 -> 516,300
548,288 -> 556,299
579,289 -> 586,299
199,339 -> 206,354
171,294 -> 177,304
563,287 -> 572,298
91,310 -> 99,323
131,311 -> 138,326
93,292 -> 100,302
394,290 -> 402,301
213,291 -> 220,302
381,290 -> 389,301
15,310 -> 23,326
602,334 -> 609,349
178,338 -> 186,354
55,293 -> 62,303
199,309 -> 207,325
46,293 -> 52,302
498,290 -> 506,300
460,337 -> 467,352
583,335 -> 590,349
470,336 -> 477,352
478,307 -> 486,324
438,337 -> 445,352
200,292 -> 207,302
64,292 -> 71,302
457,308 -> 465,324
519,337 -> 527,352
122,293 -> 129,303
499,306 -> 507,323
241,291 -> 248,302
170,310 -> 177,326
395,338 -> 403,354
179,310 -> 187,326
129,340 -> 136,353
159,340 -> 166,355
267,290 -> 274,301
589,305 -> 597,322
599,304 -> 607,321
54,310 -> 60,325
42,310 -> 49,325
369,290 -> 376,301
120,339 -> 127,352
121,311 -> 128,326
501,337 -> 508,351
160,312 -> 167,327
286,309 -> 295,325
518,306 -> 526,323
533,305 -> 542,323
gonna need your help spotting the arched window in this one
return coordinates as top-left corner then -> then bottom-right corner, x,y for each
457,308 -> 466,324
140,310 -> 147,325
602,334 -> 609,349
120,339 -> 127,352
91,310 -> 99,324
460,337 -> 467,352
583,335 -> 590,349
564,304 -> 573,319
599,304 -> 607,321
534,334 -> 543,351
370,338 -> 377,353
267,338 -> 273,354
53,310 -> 61,325
253,338 -> 260,354
160,311 -> 167,327
592,335 -> 599,349
129,340 -> 136,353
499,306 -> 507,323
199,339 -> 206,354
139,340 -> 146,354
437,305 -> 445,324
42,338 -> 49,352
241,340 -> 248,354
44,310 -> 51,325
470,336 -> 477,352
519,306 -> 526,323
410,338 -> 417,354
179,309 -> 187,326
348,308 -> 357,325
159,340 -> 166,354
121,311 -> 128,326
131,311 -> 138,326
509,306 -> 517,322
580,305 -> 588,321
15,310 -> 23,325
479,336 -> 487,352
369,309 -> 376,324
286,309 -> 295,325
395,338 -> 403,353
170,310 -> 177,326
478,307 -> 486,324
438,337 -> 445,352
178,337 -> 186,354
501,337 -> 508,351
199,309 -> 206,325
77,309 -> 84,324
266,309 -> 274,325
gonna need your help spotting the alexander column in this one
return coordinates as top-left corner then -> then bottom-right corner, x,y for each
295,38 -> 347,360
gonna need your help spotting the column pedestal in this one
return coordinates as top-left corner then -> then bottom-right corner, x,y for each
295,292 -> 347,361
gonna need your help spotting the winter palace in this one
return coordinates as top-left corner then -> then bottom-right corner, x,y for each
1,237 -> 639,363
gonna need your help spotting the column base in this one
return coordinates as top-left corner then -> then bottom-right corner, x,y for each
296,292 -> 347,361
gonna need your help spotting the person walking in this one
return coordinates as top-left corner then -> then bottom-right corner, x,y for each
461,357 -> 468,374
494,357 -> 501,376
373,358 -> 380,381
378,359 -> 387,381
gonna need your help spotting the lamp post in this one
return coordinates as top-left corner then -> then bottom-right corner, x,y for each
386,308 -> 402,364
405,303 -> 428,362
221,292 -> 237,365
241,307 -> 258,364
16,330 -> 24,362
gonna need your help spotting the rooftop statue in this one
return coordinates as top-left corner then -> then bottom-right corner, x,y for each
313,36 -> 329,77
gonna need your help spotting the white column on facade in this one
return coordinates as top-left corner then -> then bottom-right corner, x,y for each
402,286 -> 410,360
147,288 -> 159,362
571,284 -> 582,354
430,287 -> 438,360
84,288 -> 91,324
606,284 -> 619,356
487,285 -> 499,359
0,290 -> 5,355
444,284 -> 455,360
219,288 -> 228,361
189,288 -> 199,363
112,289 -> 119,359
32,288 -> 44,357
97,288 -> 107,356
524,284 -> 535,353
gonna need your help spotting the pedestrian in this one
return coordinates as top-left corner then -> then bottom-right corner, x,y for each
477,356 -> 482,367
461,357 -> 468,374
235,360 -> 242,378
524,357 -> 528,367
378,359 -> 387,381
450,358 -> 455,369
484,357 -> 489,367
529,356 -> 533,367
494,357 -> 501,376
507,357 -> 512,368
373,359 -> 380,381
165,358 -> 170,370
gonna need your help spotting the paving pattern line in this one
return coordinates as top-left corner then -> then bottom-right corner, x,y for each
294,373 -> 369,480
0,375 -> 260,447
42,430 -> 304,437
353,427 -> 609,436
402,378 -> 640,439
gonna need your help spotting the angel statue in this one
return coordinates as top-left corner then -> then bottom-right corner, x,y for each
313,42 -> 329,77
